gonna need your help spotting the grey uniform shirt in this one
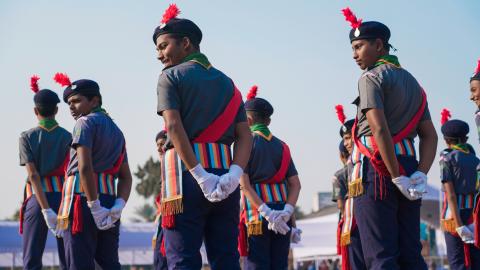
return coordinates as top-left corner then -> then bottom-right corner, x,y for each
67,112 -> 127,175
156,61 -> 247,149
245,134 -> 298,185
19,126 -> 72,176
354,63 -> 431,138
332,165 -> 348,202
440,147 -> 479,195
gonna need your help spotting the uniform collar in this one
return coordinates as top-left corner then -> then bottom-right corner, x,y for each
38,118 -> 58,132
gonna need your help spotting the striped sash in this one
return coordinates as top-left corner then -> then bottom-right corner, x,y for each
349,136 -> 416,197
25,176 -> 65,198
340,197 -> 354,246
441,193 -> 477,234
160,143 -> 232,217
57,172 -> 117,230
242,182 -> 288,236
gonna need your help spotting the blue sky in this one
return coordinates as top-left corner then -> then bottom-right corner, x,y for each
1,0 -> 479,220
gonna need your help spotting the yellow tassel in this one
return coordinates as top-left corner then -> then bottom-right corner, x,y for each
348,178 -> 364,197
57,215 -> 69,230
441,219 -> 457,234
152,237 -> 157,250
340,232 -> 351,246
247,220 -> 263,236
160,195 -> 183,216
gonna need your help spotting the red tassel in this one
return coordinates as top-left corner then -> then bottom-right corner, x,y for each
475,59 -> 480,75
341,7 -> 362,29
160,237 -> 167,257
238,212 -> 248,256
246,85 -> 258,100
30,75 -> 40,93
341,245 -> 351,270
162,214 -> 175,229
335,104 -> 346,125
53,72 -> 72,87
337,218 -> 344,255
72,195 -> 83,235
18,198 -> 30,235
464,243 -> 471,268
161,4 -> 180,24
474,199 -> 480,248
440,108 -> 451,125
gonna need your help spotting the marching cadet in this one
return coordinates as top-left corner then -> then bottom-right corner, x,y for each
19,75 -> 71,270
153,4 -> 252,269
238,86 -> 301,269
334,105 -> 366,270
469,59 -> 480,143
53,73 -> 133,269
439,109 -> 480,270
341,7 -> 438,269
153,130 -> 168,270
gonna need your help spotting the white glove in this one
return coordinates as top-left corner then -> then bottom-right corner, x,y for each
291,227 -> 302,243
276,203 -> 295,222
456,225 -> 475,244
213,164 -> 243,200
392,175 -> 420,201
87,199 -> 115,230
110,198 -> 126,223
189,164 -> 221,202
408,171 -> 427,198
259,203 -> 290,235
41,208 -> 58,236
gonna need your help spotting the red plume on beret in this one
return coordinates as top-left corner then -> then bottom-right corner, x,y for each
53,72 -> 72,87
30,75 -> 40,93
341,7 -> 362,29
475,59 -> 480,75
161,4 -> 180,24
440,108 -> 451,125
247,85 -> 258,100
335,104 -> 346,125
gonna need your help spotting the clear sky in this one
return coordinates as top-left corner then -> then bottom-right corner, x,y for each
1,0 -> 479,221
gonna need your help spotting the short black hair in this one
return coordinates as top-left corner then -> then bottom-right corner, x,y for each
36,105 -> 57,117
247,111 -> 270,125
367,38 -> 391,53
445,136 -> 468,145
82,93 -> 102,106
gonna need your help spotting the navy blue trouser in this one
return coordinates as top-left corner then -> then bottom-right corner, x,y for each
349,226 -> 367,270
444,209 -> 480,270
62,194 -> 120,270
245,203 -> 291,270
164,168 -> 241,270
154,223 -> 168,270
353,156 -> 427,270
22,193 -> 67,270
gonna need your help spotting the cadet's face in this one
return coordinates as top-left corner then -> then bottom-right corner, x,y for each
352,39 -> 380,70
67,94 -> 96,119
156,138 -> 166,154
470,80 -> 480,108
343,133 -> 353,154
156,34 -> 188,68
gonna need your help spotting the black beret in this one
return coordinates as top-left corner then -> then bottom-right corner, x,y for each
339,140 -> 348,155
155,130 -> 167,142
441,119 -> 469,138
153,18 -> 202,46
245,98 -> 274,117
349,21 -> 390,44
63,79 -> 100,103
340,119 -> 354,137
34,89 -> 60,107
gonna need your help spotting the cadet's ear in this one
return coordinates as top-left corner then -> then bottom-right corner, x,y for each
34,107 -> 39,116
247,115 -> 254,126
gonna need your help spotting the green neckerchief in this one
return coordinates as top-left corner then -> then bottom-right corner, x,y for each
451,144 -> 470,154
38,118 -> 58,132
250,123 -> 272,141
90,106 -> 111,118
183,52 -> 212,69
374,55 -> 401,68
